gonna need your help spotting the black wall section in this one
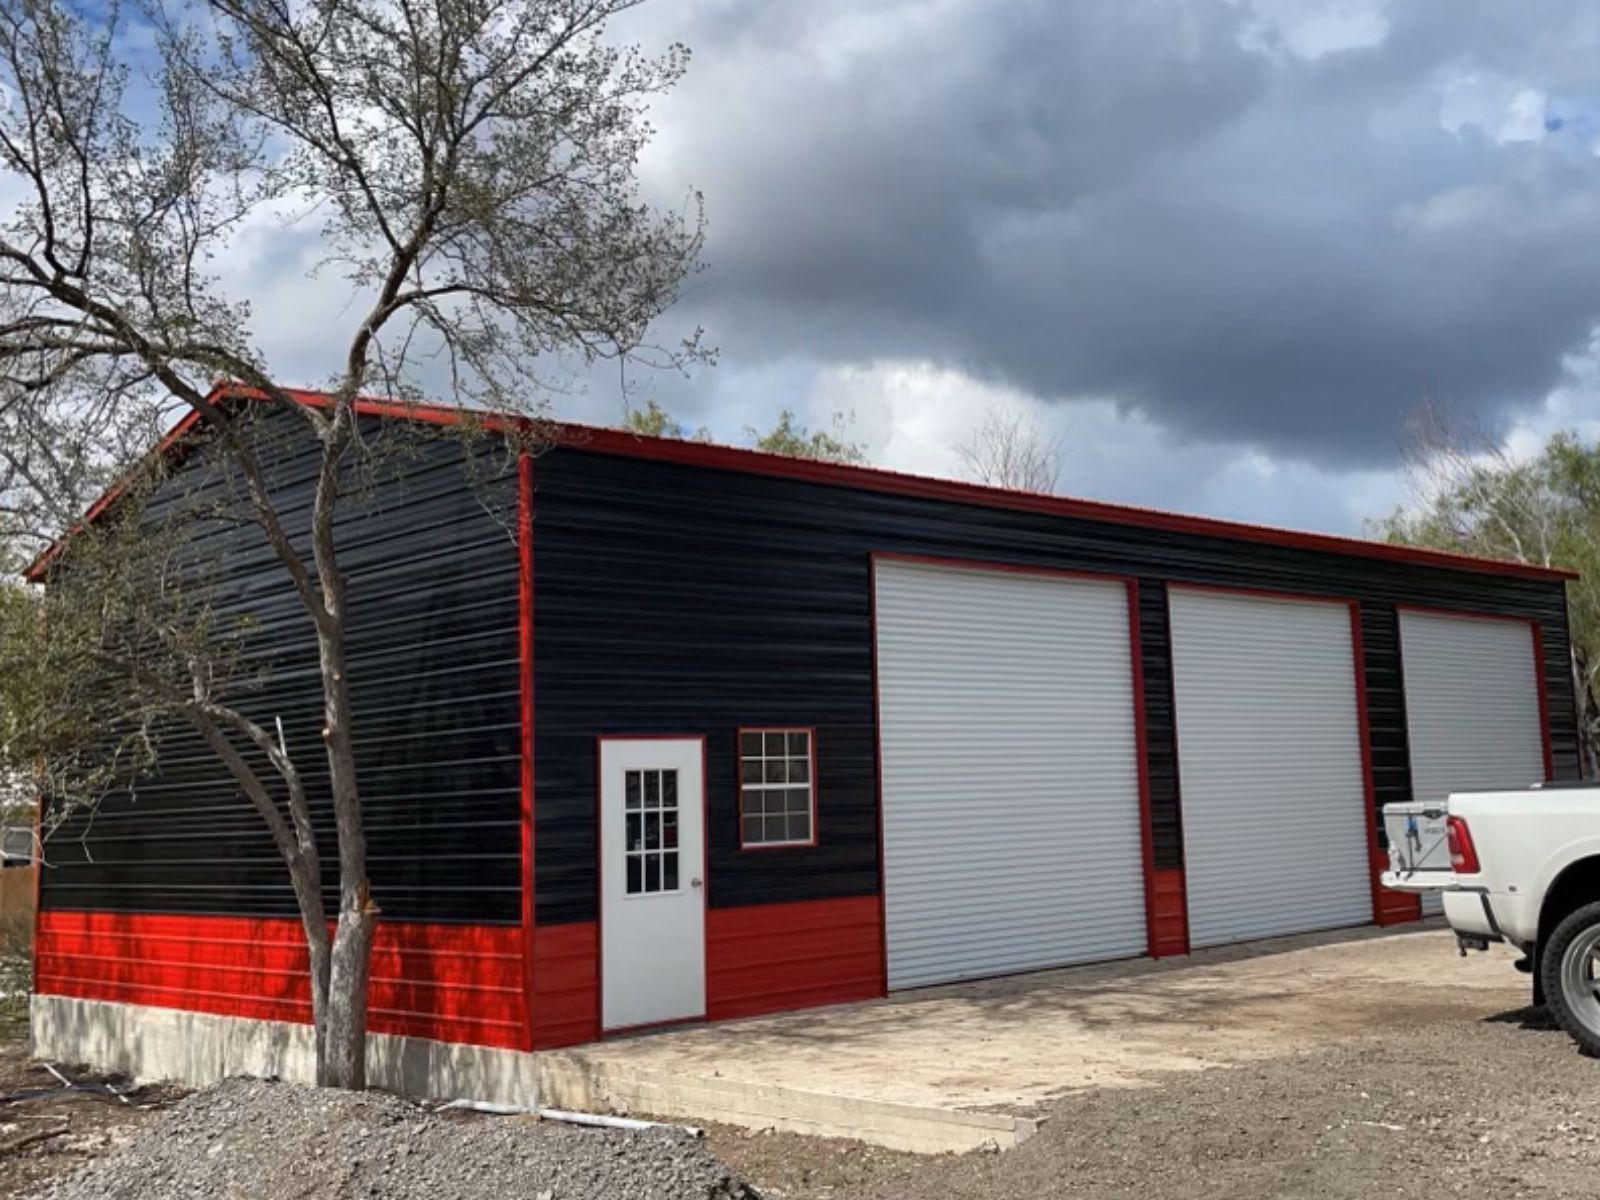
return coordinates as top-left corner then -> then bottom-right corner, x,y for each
532,448 -> 1578,925
1137,581 -> 1184,871
40,410 -> 522,923
1361,602 -> 1414,848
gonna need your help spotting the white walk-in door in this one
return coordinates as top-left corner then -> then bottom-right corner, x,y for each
1400,609 -> 1546,810
599,737 -> 706,1031
1169,589 -> 1373,948
873,558 -> 1147,990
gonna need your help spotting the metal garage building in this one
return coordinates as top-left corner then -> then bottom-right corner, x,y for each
29,389 -> 1579,1083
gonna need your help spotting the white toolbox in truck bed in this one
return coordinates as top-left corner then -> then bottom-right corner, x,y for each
1380,800 -> 1453,892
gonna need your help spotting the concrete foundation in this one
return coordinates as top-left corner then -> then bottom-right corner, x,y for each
534,1052 -> 1037,1153
30,995 -> 539,1107
29,993 -> 1033,1153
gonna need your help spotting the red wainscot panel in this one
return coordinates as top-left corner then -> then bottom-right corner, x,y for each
529,922 -> 600,1050
1371,846 -> 1424,926
707,895 -> 885,1022
34,911 -> 526,1050
1149,869 -> 1190,958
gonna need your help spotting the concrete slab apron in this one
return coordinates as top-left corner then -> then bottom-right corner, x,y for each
534,925 -> 1525,1155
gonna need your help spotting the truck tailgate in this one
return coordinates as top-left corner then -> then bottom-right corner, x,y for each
1380,801 -> 1455,892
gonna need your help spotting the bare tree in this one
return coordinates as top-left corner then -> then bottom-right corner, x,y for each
1373,401 -> 1600,775
0,0 -> 704,1088
955,406 -> 1061,493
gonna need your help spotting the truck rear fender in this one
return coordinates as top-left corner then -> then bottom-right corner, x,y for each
1535,848 -> 1600,952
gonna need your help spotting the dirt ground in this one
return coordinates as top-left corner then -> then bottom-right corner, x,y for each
0,1009 -> 185,1200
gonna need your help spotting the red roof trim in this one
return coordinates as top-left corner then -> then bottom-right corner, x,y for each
24,384 -> 1579,584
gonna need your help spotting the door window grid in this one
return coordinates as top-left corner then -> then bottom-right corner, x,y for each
739,729 -> 815,847
623,768 -> 681,895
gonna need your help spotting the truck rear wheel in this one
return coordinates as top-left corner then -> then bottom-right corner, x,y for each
1541,901 -> 1600,1056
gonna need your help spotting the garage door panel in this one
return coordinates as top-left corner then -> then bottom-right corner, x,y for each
1400,610 -> 1545,915
875,560 -> 1147,990
1170,589 -> 1373,949
1400,610 -> 1545,802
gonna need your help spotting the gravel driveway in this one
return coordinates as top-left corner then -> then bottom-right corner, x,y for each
709,1006 -> 1600,1200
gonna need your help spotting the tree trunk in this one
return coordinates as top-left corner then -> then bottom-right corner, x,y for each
310,482 -> 376,1089
319,891 -> 377,1088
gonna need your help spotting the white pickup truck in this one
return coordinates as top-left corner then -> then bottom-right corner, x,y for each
1382,785 -> 1600,1056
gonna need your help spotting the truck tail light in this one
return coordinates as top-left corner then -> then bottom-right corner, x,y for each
1446,816 -> 1481,874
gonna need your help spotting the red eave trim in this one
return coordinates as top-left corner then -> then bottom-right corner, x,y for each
27,384 -> 1578,585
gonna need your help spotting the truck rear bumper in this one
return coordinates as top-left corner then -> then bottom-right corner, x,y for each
1440,896 -> 1536,947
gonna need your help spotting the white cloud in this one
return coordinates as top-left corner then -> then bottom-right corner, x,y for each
1235,0 -> 1391,60
1437,68 -> 1552,144
793,359 -> 1413,535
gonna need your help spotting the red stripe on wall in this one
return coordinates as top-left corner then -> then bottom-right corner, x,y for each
34,912 -> 526,1050
529,922 -> 599,1050
1149,868 -> 1190,958
707,895 -> 885,1022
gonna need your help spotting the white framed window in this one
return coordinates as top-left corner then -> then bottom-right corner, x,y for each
738,728 -> 816,848
623,767 -> 682,895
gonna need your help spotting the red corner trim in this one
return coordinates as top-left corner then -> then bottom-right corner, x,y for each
517,453 -> 536,1050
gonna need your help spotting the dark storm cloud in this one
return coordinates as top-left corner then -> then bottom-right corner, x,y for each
616,0 -> 1600,464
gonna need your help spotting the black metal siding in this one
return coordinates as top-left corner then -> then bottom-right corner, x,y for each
1137,580 -> 1184,871
40,411 -> 522,924
532,448 -> 1578,924
1362,602 -> 1413,848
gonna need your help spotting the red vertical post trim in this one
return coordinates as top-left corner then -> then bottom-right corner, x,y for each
1348,601 -> 1383,924
867,556 -> 891,996
517,453 -> 536,1050
1531,619 -> 1554,781
1126,580 -> 1161,959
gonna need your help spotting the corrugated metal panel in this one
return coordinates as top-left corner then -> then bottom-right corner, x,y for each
874,559 -> 1146,989
1170,589 -> 1372,947
35,911 -> 527,1049
40,407 -> 522,924
1137,580 -> 1185,870
1400,609 -> 1546,807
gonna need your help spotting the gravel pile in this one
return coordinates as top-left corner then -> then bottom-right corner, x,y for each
25,1077 -> 757,1200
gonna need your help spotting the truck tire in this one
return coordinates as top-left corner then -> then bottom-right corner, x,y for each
1541,901 -> 1600,1057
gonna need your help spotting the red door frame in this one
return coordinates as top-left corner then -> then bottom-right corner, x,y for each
867,551 -> 1161,966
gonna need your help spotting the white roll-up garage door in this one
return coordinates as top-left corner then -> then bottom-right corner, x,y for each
1400,609 -> 1545,808
874,558 -> 1147,990
1169,589 -> 1373,948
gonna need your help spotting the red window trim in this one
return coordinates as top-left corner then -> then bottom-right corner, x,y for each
736,726 -> 820,851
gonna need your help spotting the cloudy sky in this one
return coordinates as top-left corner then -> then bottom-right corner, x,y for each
252,0 -> 1600,534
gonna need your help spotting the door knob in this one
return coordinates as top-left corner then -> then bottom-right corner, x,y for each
691,877 -> 703,889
